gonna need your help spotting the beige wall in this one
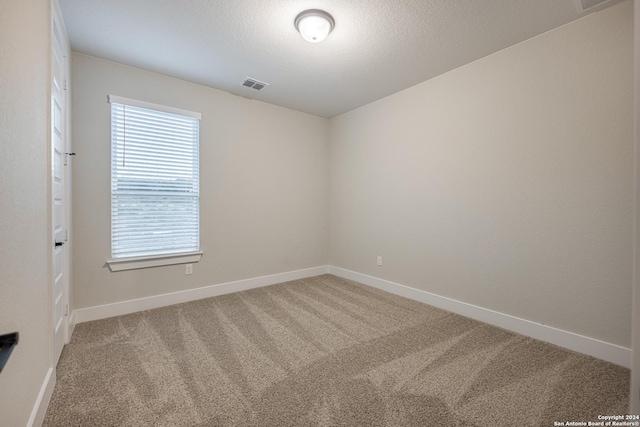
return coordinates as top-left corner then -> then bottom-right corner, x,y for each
0,0 -> 52,425
329,1 -> 634,347
71,53 -> 329,309
631,0 -> 639,415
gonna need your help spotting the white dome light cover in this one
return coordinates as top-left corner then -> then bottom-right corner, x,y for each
294,9 -> 335,43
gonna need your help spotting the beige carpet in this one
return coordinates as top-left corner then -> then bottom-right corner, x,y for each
44,274 -> 629,426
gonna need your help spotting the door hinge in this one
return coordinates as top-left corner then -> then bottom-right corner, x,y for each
64,303 -> 69,316
63,79 -> 68,91
65,229 -> 68,242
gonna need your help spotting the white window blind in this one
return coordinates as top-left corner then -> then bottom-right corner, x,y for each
109,95 -> 200,260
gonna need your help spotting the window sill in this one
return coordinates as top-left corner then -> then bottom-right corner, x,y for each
107,251 -> 203,272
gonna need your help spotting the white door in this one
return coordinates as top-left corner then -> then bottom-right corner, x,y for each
51,10 -> 68,366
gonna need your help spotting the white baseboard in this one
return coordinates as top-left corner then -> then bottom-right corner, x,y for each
73,266 -> 329,324
27,367 -> 55,427
67,310 -> 75,343
71,264 -> 630,367
329,266 -> 631,368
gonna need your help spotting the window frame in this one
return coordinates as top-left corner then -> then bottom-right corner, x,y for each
106,95 -> 202,272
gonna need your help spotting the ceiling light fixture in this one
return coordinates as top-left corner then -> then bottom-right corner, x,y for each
294,9 -> 335,43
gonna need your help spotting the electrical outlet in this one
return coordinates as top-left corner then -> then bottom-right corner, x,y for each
376,256 -> 382,266
185,264 -> 193,275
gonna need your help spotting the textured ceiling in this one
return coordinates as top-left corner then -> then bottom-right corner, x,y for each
58,0 -> 618,118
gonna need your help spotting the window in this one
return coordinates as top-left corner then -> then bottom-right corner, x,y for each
107,95 -> 201,271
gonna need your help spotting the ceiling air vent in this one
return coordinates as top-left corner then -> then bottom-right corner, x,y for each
576,0 -> 610,11
242,77 -> 269,91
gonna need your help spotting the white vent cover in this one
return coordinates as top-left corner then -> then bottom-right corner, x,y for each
242,77 -> 269,91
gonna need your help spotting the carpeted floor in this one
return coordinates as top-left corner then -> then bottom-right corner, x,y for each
43,274 -> 629,426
